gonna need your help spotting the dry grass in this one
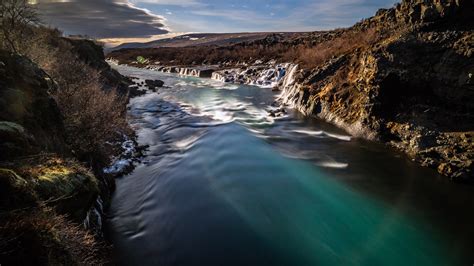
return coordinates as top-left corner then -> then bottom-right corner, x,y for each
287,28 -> 379,68
0,207 -> 110,265
110,28 -> 379,70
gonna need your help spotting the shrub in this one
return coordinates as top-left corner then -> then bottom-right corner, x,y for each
0,0 -> 39,53
136,55 -> 149,64
0,207 -> 109,265
52,69 -> 129,165
20,27 -> 131,166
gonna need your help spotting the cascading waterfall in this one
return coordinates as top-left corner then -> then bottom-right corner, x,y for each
83,197 -> 104,234
277,64 -> 300,107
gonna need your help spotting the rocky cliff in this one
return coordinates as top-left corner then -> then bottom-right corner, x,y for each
0,50 -> 67,160
276,0 -> 473,181
0,36 -> 130,263
66,38 -> 132,94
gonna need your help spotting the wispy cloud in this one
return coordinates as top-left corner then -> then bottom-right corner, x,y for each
130,0 -> 206,7
34,0 -> 169,38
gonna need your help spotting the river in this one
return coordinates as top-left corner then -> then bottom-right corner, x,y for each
107,65 -> 474,266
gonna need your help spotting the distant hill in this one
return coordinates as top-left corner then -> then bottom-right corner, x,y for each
109,32 -> 300,52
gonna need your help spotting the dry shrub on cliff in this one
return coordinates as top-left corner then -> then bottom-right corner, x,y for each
55,80 -> 128,164
0,207 -> 109,265
52,65 -> 129,165
0,0 -> 39,53
289,28 -> 378,68
22,27 -> 130,165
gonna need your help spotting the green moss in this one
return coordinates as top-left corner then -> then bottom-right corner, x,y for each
136,55 -> 149,64
4,157 -> 100,221
0,162 -> 106,264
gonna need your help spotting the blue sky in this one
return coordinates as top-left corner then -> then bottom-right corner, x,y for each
34,0 -> 398,45
134,0 -> 397,33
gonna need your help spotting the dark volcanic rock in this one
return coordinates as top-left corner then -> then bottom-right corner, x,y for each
0,50 -> 67,160
66,38 -> 133,95
278,0 -> 474,181
145,79 -> 165,91
128,85 -> 147,97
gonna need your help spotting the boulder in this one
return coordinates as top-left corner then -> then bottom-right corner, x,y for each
145,79 -> 165,91
0,50 -> 67,160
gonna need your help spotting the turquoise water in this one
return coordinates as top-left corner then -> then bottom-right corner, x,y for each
107,65 -> 474,266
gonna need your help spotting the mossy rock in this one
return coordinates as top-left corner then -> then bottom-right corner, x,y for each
5,157 -> 100,222
0,50 -> 67,160
0,168 -> 38,211
30,158 -> 99,221
0,121 -> 35,159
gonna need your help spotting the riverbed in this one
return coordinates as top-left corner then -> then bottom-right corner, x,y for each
107,65 -> 474,266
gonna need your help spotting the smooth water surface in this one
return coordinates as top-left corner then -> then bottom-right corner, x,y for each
107,65 -> 474,266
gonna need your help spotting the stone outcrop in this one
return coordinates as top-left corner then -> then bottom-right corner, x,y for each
276,0 -> 474,181
66,38 -> 132,94
0,50 -> 67,160
0,163 -> 108,265
1,37 -> 131,263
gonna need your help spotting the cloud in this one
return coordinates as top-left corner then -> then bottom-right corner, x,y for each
130,0 -> 206,7
33,0 -> 169,39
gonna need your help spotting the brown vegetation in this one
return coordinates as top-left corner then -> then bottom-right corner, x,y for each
1,1 -> 131,264
0,0 -> 39,53
13,26 -> 131,166
109,28 -> 380,70
1,0 -> 131,166
287,28 -> 379,68
0,207 -> 109,265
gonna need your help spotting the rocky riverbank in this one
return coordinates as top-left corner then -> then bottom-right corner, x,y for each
0,35 -> 141,264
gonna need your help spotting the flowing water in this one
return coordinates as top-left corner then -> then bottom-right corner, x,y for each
107,65 -> 474,266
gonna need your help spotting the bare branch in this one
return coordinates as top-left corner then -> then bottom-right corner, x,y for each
0,0 -> 39,52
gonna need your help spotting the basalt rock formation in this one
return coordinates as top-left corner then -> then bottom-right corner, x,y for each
278,0 -> 474,181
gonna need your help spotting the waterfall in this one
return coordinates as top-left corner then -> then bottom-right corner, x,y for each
277,64 -> 300,108
83,197 -> 104,234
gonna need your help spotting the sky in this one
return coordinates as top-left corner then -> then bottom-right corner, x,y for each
31,0 -> 398,46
